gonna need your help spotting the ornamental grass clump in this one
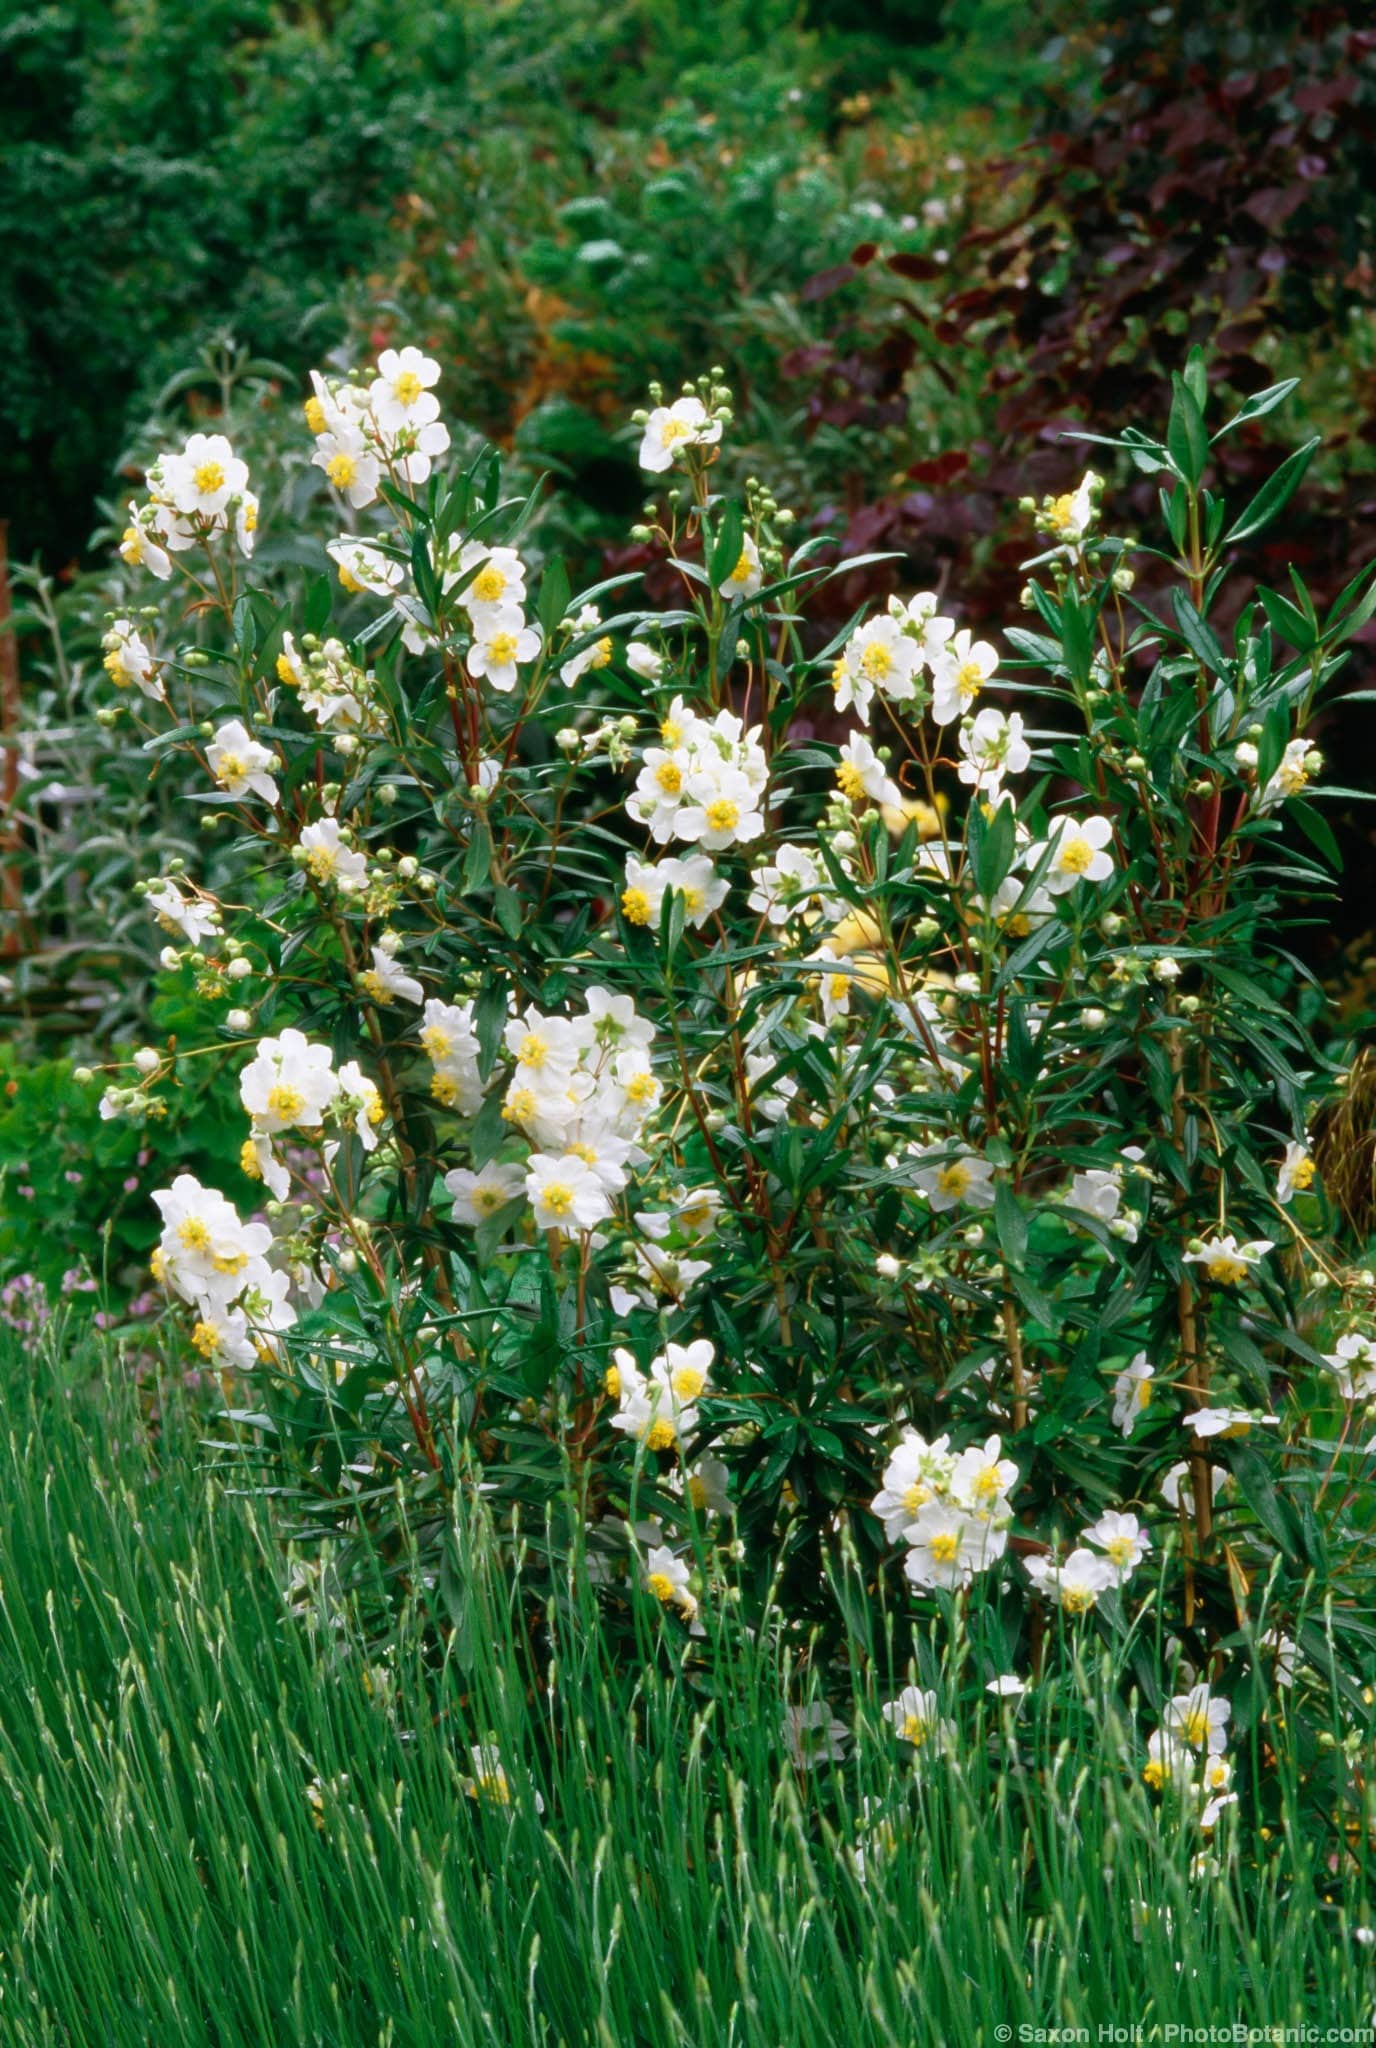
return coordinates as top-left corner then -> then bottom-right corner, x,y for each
88,344 -> 1376,1867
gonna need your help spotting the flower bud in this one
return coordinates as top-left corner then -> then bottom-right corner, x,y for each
159,947 -> 181,971
397,855 -> 418,880
133,1047 -> 160,1075
225,1008 -> 252,1033
226,955 -> 251,980
556,728 -> 580,754
1082,1006 -> 1107,1029
73,1067 -> 94,1087
875,1253 -> 901,1279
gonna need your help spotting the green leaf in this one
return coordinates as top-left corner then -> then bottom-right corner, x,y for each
494,886 -> 523,942
1166,375 -> 1208,486
974,798 -> 1017,900
1286,798 -> 1342,872
1170,591 -> 1227,675
994,1182 -> 1027,1271
1257,586 -> 1317,653
1182,347 -> 1208,411
709,502 -> 745,589
1211,378 -> 1300,442
537,558 -> 570,638
1223,437 -> 1320,546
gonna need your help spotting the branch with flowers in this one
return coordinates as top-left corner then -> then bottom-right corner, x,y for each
81,342 -> 1376,1826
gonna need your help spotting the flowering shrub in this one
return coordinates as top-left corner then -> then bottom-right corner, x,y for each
86,341 -> 1376,1848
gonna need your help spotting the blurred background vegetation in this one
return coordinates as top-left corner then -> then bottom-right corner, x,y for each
2,0 -> 1374,1287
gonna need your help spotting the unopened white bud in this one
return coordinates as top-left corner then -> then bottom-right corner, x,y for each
132,1047 -> 160,1075
556,728 -> 580,754
225,1008 -> 252,1033
1152,957 -> 1182,983
875,1253 -> 901,1279
397,855 -> 418,879
226,955 -> 252,980
1082,1006 -> 1107,1029
159,947 -> 181,971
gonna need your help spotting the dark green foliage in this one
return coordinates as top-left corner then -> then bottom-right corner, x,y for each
0,0 -> 470,564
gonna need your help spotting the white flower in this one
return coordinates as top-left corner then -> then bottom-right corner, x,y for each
1185,1406 -> 1276,1440
836,732 -> 901,808
299,819 -> 369,892
930,628 -> 998,725
641,1545 -> 698,1620
747,843 -> 823,925
152,1174 -> 272,1308
1323,1330 -> 1376,1402
893,590 -> 956,664
1111,1351 -> 1155,1436
463,1741 -> 544,1814
1259,1626 -> 1300,1688
882,1685 -> 954,1753
146,877 -> 219,946
102,620 -> 165,702
457,542 -> 528,618
717,534 -> 762,601
678,1454 -> 733,1517
1024,1547 -> 1115,1614
783,1703 -> 848,1770
465,606 -> 541,693
526,1153 -> 611,1232
982,873 -> 1055,938
311,429 -> 380,509
870,1428 -> 956,1539
625,641 -> 663,680
948,1434 -> 1018,1522
445,1161 -> 527,1225
326,536 -> 404,598
675,766 -> 765,852
1183,1234 -> 1273,1286
559,626 -> 615,690
186,1303 -> 259,1371
368,346 -> 442,435
1041,473 -> 1100,545
1276,1140 -> 1316,1205
638,396 -> 722,473
909,1144 -> 997,1213
903,1502 -> 997,1591
206,719 -> 279,805
631,745 -> 692,843
1258,737 -> 1314,811
119,503 -> 172,579
957,708 -> 1030,795
833,616 -> 920,719
1165,1683 -> 1230,1755
1160,1461 -> 1227,1515
1042,814 -> 1115,893
239,1029 -> 338,1135
986,1674 -> 1028,1699
1143,1728 -> 1195,1791
157,432 -> 249,521
1082,1509 -> 1150,1578
333,1060 -> 385,1151
359,945 -> 423,1007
